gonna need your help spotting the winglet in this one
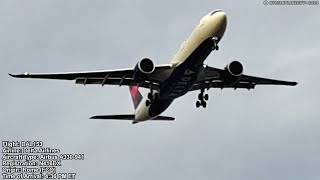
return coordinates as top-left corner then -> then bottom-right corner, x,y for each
8,72 -> 28,78
8,73 -> 16,77
289,81 -> 298,86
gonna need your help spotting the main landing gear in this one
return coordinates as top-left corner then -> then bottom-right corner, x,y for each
146,92 -> 153,106
212,37 -> 219,51
146,85 -> 158,107
196,88 -> 209,108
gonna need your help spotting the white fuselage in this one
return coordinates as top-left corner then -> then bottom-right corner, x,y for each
134,10 -> 227,122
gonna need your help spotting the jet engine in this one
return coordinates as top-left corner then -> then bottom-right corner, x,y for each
223,61 -> 243,85
225,61 -> 243,77
133,58 -> 155,83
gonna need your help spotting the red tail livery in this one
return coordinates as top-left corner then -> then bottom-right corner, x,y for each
129,86 -> 143,109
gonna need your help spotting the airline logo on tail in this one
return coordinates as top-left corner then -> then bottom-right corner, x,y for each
129,86 -> 143,109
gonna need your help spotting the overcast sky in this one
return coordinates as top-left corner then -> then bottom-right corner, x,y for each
1,0 -> 320,179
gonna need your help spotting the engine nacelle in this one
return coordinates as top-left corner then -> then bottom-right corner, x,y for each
223,61 -> 244,85
133,58 -> 155,83
225,61 -> 243,77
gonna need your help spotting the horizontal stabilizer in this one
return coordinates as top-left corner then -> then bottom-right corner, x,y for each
90,114 -> 175,121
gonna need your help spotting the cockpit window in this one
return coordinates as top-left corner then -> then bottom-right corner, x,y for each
210,9 -> 222,16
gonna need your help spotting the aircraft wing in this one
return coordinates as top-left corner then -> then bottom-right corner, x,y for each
191,66 -> 297,90
9,64 -> 173,90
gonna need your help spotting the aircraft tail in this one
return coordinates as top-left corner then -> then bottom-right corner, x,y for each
129,85 -> 143,109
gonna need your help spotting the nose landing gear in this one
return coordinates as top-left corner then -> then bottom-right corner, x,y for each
146,92 -> 154,106
212,37 -> 219,51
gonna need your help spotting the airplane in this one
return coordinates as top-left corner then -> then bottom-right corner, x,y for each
9,10 -> 297,124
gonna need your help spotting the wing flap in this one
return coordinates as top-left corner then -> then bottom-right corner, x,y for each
75,77 -> 133,86
191,81 -> 256,91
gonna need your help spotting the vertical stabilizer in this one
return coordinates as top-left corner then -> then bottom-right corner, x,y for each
129,86 -> 143,109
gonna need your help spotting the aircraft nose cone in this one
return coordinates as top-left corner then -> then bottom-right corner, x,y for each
208,10 -> 227,39
216,11 -> 227,25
